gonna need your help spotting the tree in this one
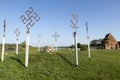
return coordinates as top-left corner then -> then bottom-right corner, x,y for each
101,38 -> 109,44
80,44 -> 87,51
118,41 -> 120,47
77,43 -> 81,48
21,41 -> 26,48
77,43 -> 87,51
70,45 -> 75,49
70,43 -> 88,51
90,38 -> 103,49
70,43 -> 81,49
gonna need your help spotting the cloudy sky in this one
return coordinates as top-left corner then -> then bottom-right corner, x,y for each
0,0 -> 120,47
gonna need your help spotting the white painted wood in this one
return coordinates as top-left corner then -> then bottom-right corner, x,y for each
25,31 -> 30,67
74,32 -> 78,66
1,36 -> 5,61
87,36 -> 91,59
16,39 -> 19,55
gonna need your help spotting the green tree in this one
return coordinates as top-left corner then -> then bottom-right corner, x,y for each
77,43 -> 81,48
70,45 -> 75,49
21,41 -> 26,48
90,38 -> 103,49
80,45 -> 88,51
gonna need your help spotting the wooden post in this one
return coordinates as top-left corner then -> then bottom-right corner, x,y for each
25,30 -> 30,67
1,20 -> 6,62
87,37 -> 91,59
74,31 -> 78,66
16,39 -> 19,55
86,21 -> 91,59
20,7 -> 40,67
71,13 -> 79,66
1,35 -> 5,61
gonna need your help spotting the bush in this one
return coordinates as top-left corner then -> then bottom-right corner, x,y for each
80,45 -> 88,51
70,43 -> 88,51
70,45 -> 75,49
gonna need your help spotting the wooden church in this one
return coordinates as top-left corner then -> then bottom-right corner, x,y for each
102,33 -> 119,49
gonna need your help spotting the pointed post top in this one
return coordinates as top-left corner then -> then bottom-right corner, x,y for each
86,21 -> 89,39
3,19 -> 6,33
86,21 -> 88,33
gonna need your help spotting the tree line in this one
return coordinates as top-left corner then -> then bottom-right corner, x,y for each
70,43 -> 88,51
90,38 -> 120,49
70,39 -> 120,50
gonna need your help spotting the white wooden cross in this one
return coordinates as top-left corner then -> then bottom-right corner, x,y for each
52,32 -> 60,51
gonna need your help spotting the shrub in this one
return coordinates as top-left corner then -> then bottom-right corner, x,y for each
70,45 -> 75,49
80,45 -> 88,51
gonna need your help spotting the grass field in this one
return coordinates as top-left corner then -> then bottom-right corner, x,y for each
0,49 -> 120,80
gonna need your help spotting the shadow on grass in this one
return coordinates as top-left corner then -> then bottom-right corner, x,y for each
57,53 -> 74,66
9,57 -> 25,67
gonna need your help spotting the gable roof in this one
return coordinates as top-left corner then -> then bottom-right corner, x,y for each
104,33 -> 117,42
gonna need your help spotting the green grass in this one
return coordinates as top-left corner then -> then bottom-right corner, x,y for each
0,49 -> 120,80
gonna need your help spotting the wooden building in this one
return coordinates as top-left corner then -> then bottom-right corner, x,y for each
102,33 -> 119,49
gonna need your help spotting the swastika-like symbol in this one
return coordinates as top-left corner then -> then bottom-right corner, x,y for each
20,7 -> 40,30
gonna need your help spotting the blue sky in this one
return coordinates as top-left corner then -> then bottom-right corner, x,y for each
0,0 -> 120,47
